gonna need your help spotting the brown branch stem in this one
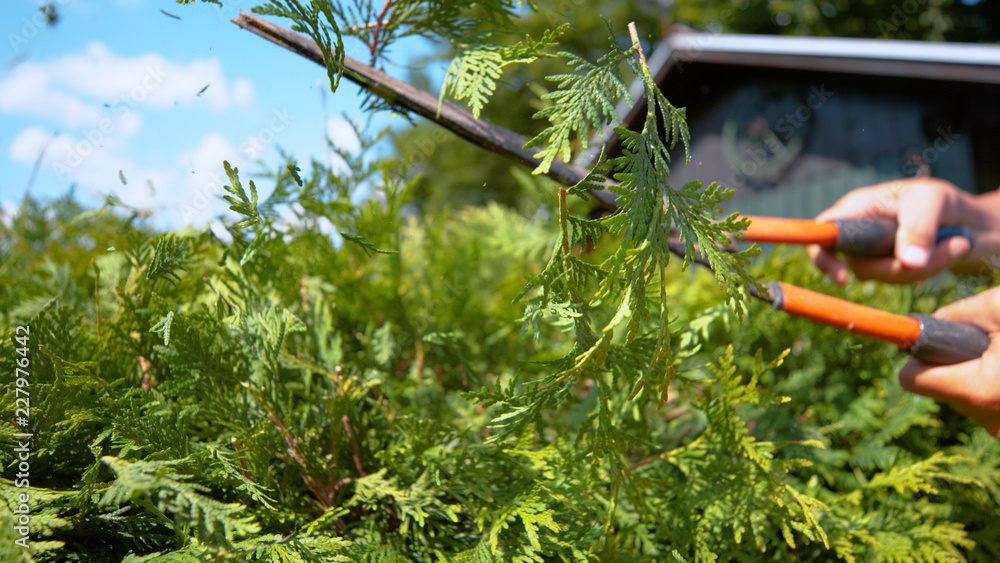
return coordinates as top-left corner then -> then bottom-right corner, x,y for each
368,0 -> 393,56
93,261 -> 102,340
627,22 -> 646,68
230,11 -> 617,209
342,414 -> 366,477
230,13 -> 772,306
559,187 -> 570,255
244,383 -> 337,508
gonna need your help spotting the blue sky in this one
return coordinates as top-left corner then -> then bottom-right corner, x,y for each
0,0 -> 438,230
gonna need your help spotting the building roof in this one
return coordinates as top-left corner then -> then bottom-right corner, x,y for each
586,33 -> 1000,167
661,32 -> 1000,83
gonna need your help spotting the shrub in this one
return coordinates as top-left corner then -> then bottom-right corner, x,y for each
2,1 -> 999,561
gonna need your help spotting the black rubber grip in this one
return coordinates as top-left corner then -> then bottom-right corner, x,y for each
832,218 -> 897,255
935,225 -> 975,247
906,313 -> 991,365
831,218 -> 975,256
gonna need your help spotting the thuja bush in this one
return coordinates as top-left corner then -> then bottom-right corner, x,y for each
3,1 -> 1000,561
3,147 -> 1000,562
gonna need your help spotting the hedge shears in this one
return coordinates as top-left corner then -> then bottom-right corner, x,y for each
234,12 -> 991,366
737,216 -> 987,365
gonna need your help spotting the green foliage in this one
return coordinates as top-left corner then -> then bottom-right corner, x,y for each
146,235 -> 191,283
673,0 -> 1000,43
601,72 -> 759,316
254,0 -> 526,71
3,133 -> 1000,563
390,1 -> 665,211
444,30 -> 762,501
99,456 -> 261,545
149,311 -> 174,347
3,1 -> 998,561
339,232 -> 398,256
254,0 -> 347,91
523,47 -> 632,175
222,160 -> 261,230
440,25 -> 566,119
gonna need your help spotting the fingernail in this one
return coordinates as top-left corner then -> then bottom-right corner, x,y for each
901,245 -> 929,267
947,237 -> 972,259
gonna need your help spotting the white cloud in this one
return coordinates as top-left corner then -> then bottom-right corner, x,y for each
0,42 -> 255,134
8,125 -> 254,229
233,79 -> 255,106
1,43 -> 262,229
326,117 -> 361,153
0,64 -> 104,128
9,126 -> 55,163
177,132 -> 244,172
10,125 -> 134,185
1,201 -> 19,228
169,133 -> 250,227
325,117 -> 361,174
274,203 -> 344,248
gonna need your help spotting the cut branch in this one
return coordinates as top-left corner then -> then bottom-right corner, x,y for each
627,22 -> 646,68
231,11 -> 617,209
230,13 -> 773,306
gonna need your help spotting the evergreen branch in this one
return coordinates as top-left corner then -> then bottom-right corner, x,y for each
340,231 -> 398,256
149,311 -> 174,347
440,25 -> 566,118
240,382 -> 339,509
350,468 -> 462,534
204,446 -> 278,511
838,452 -> 979,505
145,235 -> 190,283
221,160 -> 261,229
441,46 -> 503,119
523,48 -> 633,175
254,0 -> 346,91
599,29 -> 762,318
287,162 -> 304,187
368,0 -> 393,55
230,11 -> 617,205
100,456 -> 260,544
486,485 -> 561,555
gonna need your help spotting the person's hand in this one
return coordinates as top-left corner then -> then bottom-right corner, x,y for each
899,288 -> 1000,438
808,177 -> 1000,285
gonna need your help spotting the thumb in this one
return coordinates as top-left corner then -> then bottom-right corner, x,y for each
895,186 -> 949,269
